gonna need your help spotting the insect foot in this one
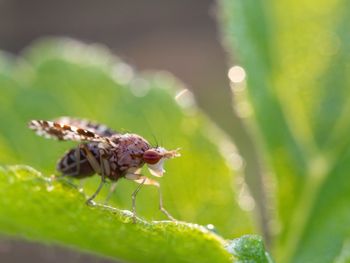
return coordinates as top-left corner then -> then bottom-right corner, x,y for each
86,199 -> 97,206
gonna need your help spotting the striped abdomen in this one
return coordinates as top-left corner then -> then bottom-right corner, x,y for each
57,143 -> 100,178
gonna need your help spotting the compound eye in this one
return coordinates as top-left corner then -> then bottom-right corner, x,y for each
143,149 -> 162,165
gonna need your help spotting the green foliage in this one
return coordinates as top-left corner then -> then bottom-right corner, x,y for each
0,38 -> 252,237
219,0 -> 350,262
226,235 -> 274,263
0,164 -> 273,263
0,38 -> 269,261
0,165 -> 233,263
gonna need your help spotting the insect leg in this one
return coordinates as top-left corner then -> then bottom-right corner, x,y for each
130,176 -> 146,223
59,148 -> 85,174
55,147 -> 81,185
157,185 -> 175,221
59,147 -> 82,180
81,145 -> 107,205
81,144 -> 102,174
104,181 -> 118,205
126,175 -> 175,221
86,175 -> 105,205
53,174 -> 79,189
136,177 -> 175,220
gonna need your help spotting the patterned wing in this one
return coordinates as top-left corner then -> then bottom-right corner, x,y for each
54,117 -> 118,137
28,120 -> 106,142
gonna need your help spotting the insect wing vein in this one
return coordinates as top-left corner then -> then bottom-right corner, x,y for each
54,117 -> 118,137
28,120 -> 105,142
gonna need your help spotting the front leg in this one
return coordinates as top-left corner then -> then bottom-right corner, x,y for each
125,173 -> 175,223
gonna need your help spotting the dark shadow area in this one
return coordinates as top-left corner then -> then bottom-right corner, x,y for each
0,239 -> 117,263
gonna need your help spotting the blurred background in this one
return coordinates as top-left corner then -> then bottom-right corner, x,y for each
0,0 -> 233,119
0,0 -> 236,262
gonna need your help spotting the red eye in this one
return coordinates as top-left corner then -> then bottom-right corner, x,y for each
143,150 -> 162,164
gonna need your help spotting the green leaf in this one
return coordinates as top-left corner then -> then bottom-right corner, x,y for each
226,235 -> 273,263
219,0 -> 350,262
0,38 -> 263,261
0,165 -> 234,263
0,38 -> 253,237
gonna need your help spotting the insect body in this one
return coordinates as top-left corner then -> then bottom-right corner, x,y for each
28,117 -> 180,222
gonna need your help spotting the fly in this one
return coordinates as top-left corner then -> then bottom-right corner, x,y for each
28,117 -> 180,222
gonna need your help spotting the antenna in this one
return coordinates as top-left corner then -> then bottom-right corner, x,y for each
138,108 -> 159,147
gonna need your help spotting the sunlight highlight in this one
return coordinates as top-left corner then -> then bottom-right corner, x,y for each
175,89 -> 195,109
228,66 -> 246,83
238,185 -> 256,212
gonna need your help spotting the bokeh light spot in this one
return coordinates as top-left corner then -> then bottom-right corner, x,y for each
228,66 -> 246,83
